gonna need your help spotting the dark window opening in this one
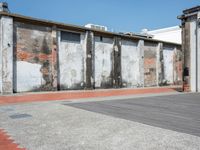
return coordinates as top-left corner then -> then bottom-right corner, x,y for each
61,31 -> 80,43
100,36 -> 103,42
184,67 -> 189,76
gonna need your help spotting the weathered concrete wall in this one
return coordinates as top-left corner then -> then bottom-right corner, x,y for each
85,31 -> 94,89
0,13 -> 183,94
0,17 -> 2,93
179,6 -> 200,92
163,46 -> 174,84
113,37 -> 122,88
181,15 -> 199,92
197,12 -> 200,92
156,43 -> 164,86
121,39 -> 140,87
58,31 -> 85,90
14,22 -> 57,92
0,16 -> 13,94
144,42 -> 157,87
182,21 -> 191,91
163,45 -> 182,85
94,36 -> 113,88
190,21 -> 197,92
174,46 -> 182,85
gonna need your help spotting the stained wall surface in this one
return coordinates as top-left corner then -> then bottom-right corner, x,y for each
14,22 -> 56,92
163,46 -> 174,84
58,32 -> 85,90
144,42 -> 157,87
0,17 -> 182,94
0,16 -> 13,93
121,39 -> 140,87
94,36 -> 113,88
179,7 -> 200,92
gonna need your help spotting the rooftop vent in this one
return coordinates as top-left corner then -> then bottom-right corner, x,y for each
0,2 -> 9,12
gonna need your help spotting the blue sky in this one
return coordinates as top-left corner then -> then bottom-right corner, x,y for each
3,0 -> 200,33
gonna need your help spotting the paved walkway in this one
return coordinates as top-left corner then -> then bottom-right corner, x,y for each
0,93 -> 200,150
0,86 -> 182,150
0,86 -> 181,105
68,93 -> 200,137
0,129 -> 25,150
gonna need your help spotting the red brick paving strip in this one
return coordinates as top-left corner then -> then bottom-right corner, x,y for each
0,129 -> 26,150
0,87 -> 181,105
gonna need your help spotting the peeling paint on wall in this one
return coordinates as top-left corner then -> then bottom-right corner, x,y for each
0,16 -> 13,93
121,40 -> 140,87
58,32 -> 85,90
0,16 -> 182,94
144,42 -> 157,87
163,46 -> 174,84
175,47 -> 182,84
94,36 -> 113,88
14,22 -> 55,92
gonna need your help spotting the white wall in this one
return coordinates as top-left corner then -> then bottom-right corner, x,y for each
58,32 -> 85,90
94,36 -> 113,88
190,21 -> 197,92
121,40 -> 140,87
148,26 -> 181,44
0,16 -> 13,93
16,61 -> 44,92
163,47 -> 174,84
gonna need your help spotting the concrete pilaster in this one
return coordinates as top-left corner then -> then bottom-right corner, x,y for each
85,31 -> 94,89
156,43 -> 164,86
0,16 -> 13,94
138,40 -> 144,87
190,21 -> 197,92
113,37 -> 122,88
51,26 -> 58,90
197,12 -> 200,92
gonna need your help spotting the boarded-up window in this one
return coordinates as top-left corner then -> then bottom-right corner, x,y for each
61,31 -> 80,42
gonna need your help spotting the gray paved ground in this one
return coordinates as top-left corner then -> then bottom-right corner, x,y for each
68,93 -> 200,137
0,93 -> 200,150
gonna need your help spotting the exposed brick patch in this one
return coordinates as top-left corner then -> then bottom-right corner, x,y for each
0,86 -> 182,105
0,129 -> 26,150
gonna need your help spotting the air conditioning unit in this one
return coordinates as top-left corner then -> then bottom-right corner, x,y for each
85,24 -> 108,31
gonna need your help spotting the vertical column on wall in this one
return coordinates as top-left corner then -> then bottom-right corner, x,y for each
173,47 -> 177,84
181,21 -> 185,91
197,12 -> 200,92
156,42 -> 164,86
51,26 -> 58,91
0,16 -> 13,94
0,16 -> 2,93
85,31 -> 94,89
113,37 -> 121,88
183,22 -> 191,92
190,20 -> 197,92
138,40 -> 144,87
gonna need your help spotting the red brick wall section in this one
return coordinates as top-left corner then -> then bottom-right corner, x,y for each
0,129 -> 26,150
14,21 -> 56,92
